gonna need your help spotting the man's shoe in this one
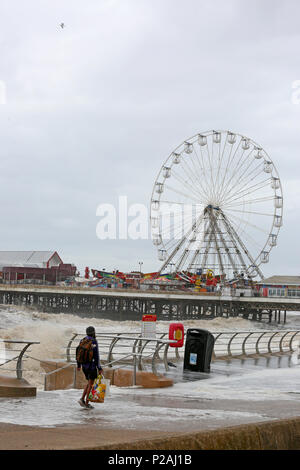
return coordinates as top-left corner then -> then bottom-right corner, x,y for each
78,398 -> 86,408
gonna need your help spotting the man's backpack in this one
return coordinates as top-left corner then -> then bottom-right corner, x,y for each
76,337 -> 94,364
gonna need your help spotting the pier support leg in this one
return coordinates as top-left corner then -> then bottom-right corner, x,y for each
268,310 -> 272,323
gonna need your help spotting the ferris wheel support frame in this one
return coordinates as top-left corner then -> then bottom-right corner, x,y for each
208,209 -> 226,279
187,216 -> 211,272
219,210 -> 265,280
157,211 -> 204,276
210,213 -> 239,277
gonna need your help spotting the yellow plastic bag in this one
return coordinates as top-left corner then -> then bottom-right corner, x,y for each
88,374 -> 106,403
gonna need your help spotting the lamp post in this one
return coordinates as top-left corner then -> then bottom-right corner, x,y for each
138,261 -> 143,274
138,262 -> 143,290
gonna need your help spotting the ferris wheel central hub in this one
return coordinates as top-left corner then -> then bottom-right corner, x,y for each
205,205 -> 220,212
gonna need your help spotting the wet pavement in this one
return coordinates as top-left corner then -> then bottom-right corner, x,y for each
0,354 -> 300,438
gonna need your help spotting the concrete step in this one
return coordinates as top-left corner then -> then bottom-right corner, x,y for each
0,375 -> 36,398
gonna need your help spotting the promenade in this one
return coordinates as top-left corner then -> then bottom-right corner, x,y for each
1,356 -> 300,450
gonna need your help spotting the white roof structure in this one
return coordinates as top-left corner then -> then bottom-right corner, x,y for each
0,251 -> 63,270
261,276 -> 300,286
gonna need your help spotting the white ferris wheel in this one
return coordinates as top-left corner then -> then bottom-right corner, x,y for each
150,130 -> 283,282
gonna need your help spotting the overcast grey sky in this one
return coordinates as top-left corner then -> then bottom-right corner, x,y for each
0,0 -> 299,276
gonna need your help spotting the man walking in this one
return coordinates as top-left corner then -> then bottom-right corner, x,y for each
76,326 -> 103,409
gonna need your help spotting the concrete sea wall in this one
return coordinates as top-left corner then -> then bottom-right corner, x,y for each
97,417 -> 300,450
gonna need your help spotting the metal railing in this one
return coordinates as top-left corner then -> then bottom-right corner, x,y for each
66,332 -> 177,376
1,330 -> 299,388
213,330 -> 300,357
65,329 -> 300,376
42,334 -> 176,388
0,340 -> 40,379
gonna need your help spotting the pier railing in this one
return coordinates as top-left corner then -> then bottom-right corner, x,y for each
0,281 -> 299,299
0,340 -> 40,379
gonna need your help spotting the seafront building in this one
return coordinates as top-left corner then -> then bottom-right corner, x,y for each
0,250 -> 76,284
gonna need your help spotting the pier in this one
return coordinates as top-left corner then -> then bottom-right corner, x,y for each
0,284 -> 299,322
